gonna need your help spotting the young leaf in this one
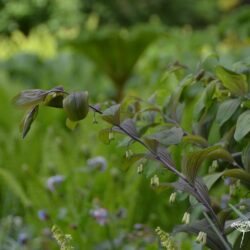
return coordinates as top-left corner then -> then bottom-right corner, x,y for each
101,104 -> 120,125
242,143 -> 250,173
216,66 -> 248,96
182,146 -> 233,183
146,127 -> 183,146
216,99 -> 240,127
234,110 -> 250,141
20,105 -> 39,138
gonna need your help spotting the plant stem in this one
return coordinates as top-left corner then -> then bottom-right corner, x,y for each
89,104 -> 229,247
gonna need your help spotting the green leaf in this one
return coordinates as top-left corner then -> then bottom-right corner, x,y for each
203,172 -> 223,190
20,105 -> 39,138
234,110 -> 250,141
13,89 -> 47,108
146,127 -> 183,146
182,134 -> 208,147
0,168 -> 31,207
216,66 -> 248,96
182,146 -> 233,183
223,169 -> 250,185
216,99 -> 240,126
242,143 -> 250,173
101,104 -> 120,125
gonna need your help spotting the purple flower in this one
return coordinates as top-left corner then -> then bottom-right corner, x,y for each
87,156 -> 107,171
90,207 -> 108,225
18,232 -> 28,245
38,210 -> 49,221
46,175 -> 65,192
221,195 -> 230,209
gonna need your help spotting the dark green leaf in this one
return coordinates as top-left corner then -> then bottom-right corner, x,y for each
101,104 -> 120,125
242,143 -> 250,173
233,232 -> 250,250
20,105 -> 39,138
223,169 -> 250,185
216,66 -> 248,96
182,146 -> 233,183
216,99 -> 240,126
234,110 -> 250,141
182,134 -> 208,147
114,119 -> 138,138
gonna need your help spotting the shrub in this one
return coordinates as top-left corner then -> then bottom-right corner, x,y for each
13,59 -> 250,249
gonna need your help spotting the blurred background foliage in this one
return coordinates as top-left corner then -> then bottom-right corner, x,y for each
0,0 -> 250,249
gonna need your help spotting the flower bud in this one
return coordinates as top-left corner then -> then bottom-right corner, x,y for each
151,175 -> 159,187
137,163 -> 143,174
169,192 -> 176,204
63,92 -> 89,121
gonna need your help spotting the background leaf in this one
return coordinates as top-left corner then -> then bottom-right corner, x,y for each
216,99 -> 240,127
234,110 -> 250,141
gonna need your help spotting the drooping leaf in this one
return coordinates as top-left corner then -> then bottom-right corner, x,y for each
13,89 -> 47,108
216,99 -> 241,127
234,110 -> 250,141
20,105 -> 39,138
0,168 -> 31,207
242,143 -> 250,173
203,172 -> 223,190
101,104 -> 120,125
223,169 -> 250,185
173,219 -> 230,250
216,66 -> 248,96
182,146 -> 233,183
146,127 -> 183,146
182,134 -> 208,147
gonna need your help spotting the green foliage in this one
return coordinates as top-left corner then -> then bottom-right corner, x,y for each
13,55 -> 250,250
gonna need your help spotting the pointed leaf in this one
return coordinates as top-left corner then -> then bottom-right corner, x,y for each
21,105 -> 39,138
216,99 -> 240,126
234,110 -> 250,141
203,172 -> 223,190
242,143 -> 250,173
101,104 -> 120,125
216,66 -> 248,96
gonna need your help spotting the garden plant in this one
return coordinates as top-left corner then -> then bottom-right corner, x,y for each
13,58 -> 250,249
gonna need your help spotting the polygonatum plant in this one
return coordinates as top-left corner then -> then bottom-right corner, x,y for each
13,60 -> 250,249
